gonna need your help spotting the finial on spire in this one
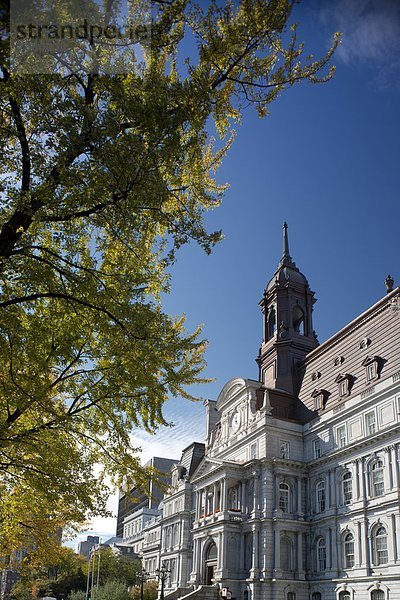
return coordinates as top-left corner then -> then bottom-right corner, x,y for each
385,274 -> 394,294
282,222 -> 291,261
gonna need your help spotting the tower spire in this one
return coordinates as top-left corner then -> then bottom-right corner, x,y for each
282,222 -> 290,259
281,221 -> 294,267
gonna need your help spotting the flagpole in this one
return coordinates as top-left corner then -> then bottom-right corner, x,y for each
91,547 -> 96,599
96,540 -> 101,590
85,549 -> 91,600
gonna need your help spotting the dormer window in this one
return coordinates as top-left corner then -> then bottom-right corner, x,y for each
362,355 -> 382,383
335,373 -> 353,398
293,305 -> 305,335
312,388 -> 329,411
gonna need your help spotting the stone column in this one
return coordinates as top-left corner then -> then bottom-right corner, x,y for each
250,526 -> 260,577
217,532 -> 223,570
326,528 -> 332,570
296,531 -> 303,574
273,471 -> 278,511
357,521 -> 362,567
253,471 -> 260,515
326,470 -> 331,507
391,513 -> 397,562
213,482 -> 217,513
355,459 -> 361,500
394,444 -> 400,490
362,457 -> 368,505
239,532 -> 244,573
331,526 -> 337,571
363,519 -> 371,573
241,480 -> 246,513
273,528 -> 280,571
297,477 -> 303,516
386,513 -> 394,563
385,446 -> 394,490
330,469 -> 337,507
221,531 -> 227,576
222,478 -> 227,512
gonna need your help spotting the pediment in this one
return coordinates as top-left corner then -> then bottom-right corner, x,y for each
216,377 -> 248,411
190,456 -> 223,482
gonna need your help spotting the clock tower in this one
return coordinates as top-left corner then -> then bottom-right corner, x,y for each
256,223 -> 318,396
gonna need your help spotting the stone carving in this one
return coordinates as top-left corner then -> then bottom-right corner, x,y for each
278,321 -> 288,338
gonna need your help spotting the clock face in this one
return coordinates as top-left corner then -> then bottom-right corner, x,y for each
231,410 -> 241,433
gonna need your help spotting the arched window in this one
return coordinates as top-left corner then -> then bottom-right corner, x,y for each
293,306 -> 305,335
371,591 -> 385,600
268,307 -> 276,339
344,532 -> 355,568
207,542 -> 217,561
317,538 -> 326,571
312,594 -> 321,600
371,461 -> 384,497
280,536 -> 292,571
339,593 -> 350,600
316,480 -> 326,513
279,482 -> 290,513
374,526 -> 388,565
342,472 -> 352,505
287,593 -> 295,600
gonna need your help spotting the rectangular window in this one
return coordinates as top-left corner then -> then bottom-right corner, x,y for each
339,380 -> 347,397
316,482 -> 326,512
317,541 -> 326,571
314,394 -> 323,410
313,439 -> 321,459
365,411 -> 376,435
367,362 -> 377,382
337,425 -> 346,448
280,440 -> 290,459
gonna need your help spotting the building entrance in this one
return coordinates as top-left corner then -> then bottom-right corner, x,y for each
204,541 -> 217,584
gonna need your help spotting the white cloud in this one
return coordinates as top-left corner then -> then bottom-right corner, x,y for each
318,0 -> 400,82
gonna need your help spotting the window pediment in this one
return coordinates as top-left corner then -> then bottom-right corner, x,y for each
335,373 -> 354,398
361,355 -> 384,383
311,388 -> 330,410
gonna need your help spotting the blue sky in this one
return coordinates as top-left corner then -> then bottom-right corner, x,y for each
73,0 -> 400,544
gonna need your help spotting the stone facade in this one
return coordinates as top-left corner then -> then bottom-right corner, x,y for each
141,225 -> 400,600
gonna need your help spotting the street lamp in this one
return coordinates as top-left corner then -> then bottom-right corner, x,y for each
137,568 -> 149,600
155,562 -> 171,600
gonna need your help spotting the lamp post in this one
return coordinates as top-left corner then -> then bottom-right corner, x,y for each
155,562 -> 171,600
137,568 -> 149,600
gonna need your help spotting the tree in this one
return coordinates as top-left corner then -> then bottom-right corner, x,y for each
10,548 -> 87,599
130,580 -> 158,600
68,592 -> 86,600
0,0 -> 339,565
95,580 -> 129,600
82,548 -> 140,588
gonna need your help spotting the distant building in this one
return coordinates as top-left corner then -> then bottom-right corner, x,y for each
77,535 -> 99,558
141,442 -> 205,587
116,456 -> 177,547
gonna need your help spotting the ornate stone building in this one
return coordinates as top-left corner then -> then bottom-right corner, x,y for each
144,224 -> 400,600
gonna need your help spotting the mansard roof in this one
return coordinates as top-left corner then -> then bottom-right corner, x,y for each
298,287 -> 400,415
